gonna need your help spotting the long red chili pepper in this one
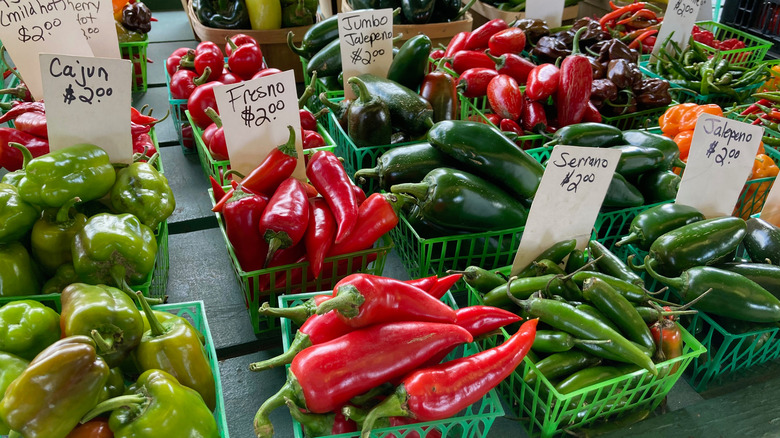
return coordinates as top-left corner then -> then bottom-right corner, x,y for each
451,50 -> 495,75
464,18 -> 508,50
487,74 -> 523,121
316,273 -> 458,328
444,31 -> 470,59
259,177 -> 310,267
427,273 -> 463,299
617,8 -> 657,25
0,101 -> 45,125
132,133 -> 157,158
327,193 -> 401,257
488,27 -> 527,56
489,52 -> 535,85
556,27 -> 593,127
209,176 -> 227,200
14,111 -> 48,138
130,106 -> 158,125
582,100 -> 603,123
405,275 -> 439,293
628,29 -> 658,50
222,188 -> 270,273
306,150 -> 358,245
304,197 -> 336,278
741,99 -> 773,116
457,68 -> 499,98
358,318 -> 538,436
212,126 -> 299,211
455,306 -> 522,337
599,2 -> 646,31
525,63 -> 560,101
0,128 -> 49,171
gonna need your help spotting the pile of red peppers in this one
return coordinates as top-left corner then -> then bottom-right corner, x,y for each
250,272 -> 538,438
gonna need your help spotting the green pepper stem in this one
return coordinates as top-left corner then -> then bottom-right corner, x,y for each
349,383 -> 394,406
227,37 -> 239,52
146,152 -> 160,168
263,235 -> 285,269
342,405 -> 369,423
348,76 -> 372,104
299,71 -> 317,109
354,166 -> 380,185
319,92 -> 342,112
136,291 -> 167,337
643,257 -> 685,290
360,388 -> 410,438
315,284 -> 365,318
455,0 -> 478,19
390,182 -> 429,201
205,107 -> 222,128
80,394 -> 146,423
257,299 -> 318,326
284,397 -> 334,437
8,142 -> 32,170
193,67 -> 211,86
615,232 -> 640,247
91,329 -> 115,354
55,197 -> 81,224
248,331 -> 313,372
223,169 -> 245,180
278,125 -> 298,159
254,375 -> 301,438
574,338 -> 612,345
287,31 -> 307,57
570,26 -> 588,56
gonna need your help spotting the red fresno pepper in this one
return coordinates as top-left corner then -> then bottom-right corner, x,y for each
487,74 -> 523,121
0,128 -> 49,171
193,41 -> 223,82
327,193 -> 400,257
444,31 -> 470,59
253,68 -> 283,79
222,187 -> 270,272
259,177 -> 311,267
359,318 -> 538,435
14,111 -> 48,138
306,150 -> 358,245
201,121 -> 219,147
170,68 -> 210,100
225,33 -> 259,56
203,108 -> 229,160
455,306 -> 522,337
651,319 -> 682,373
227,38 -> 264,80
556,28 -> 593,127
166,47 -> 191,76
316,273 -> 458,328
218,68 -> 242,85
525,63 -> 560,101
457,68 -> 499,98
187,81 -> 222,129
212,126 -> 299,211
302,129 -> 326,150
253,321 -> 473,436
305,197 -> 336,278
486,52 -> 535,85
488,27 -> 527,56
464,19 -> 508,50
451,50 -> 495,75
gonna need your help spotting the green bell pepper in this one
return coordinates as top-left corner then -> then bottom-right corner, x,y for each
110,155 -> 175,230
60,283 -> 144,368
17,143 -> 116,208
141,309 -> 206,345
282,0 -> 315,27
0,352 -> 28,435
31,197 -> 87,275
102,367 -> 126,400
0,336 -> 110,438
81,369 -> 219,438
41,263 -> 79,295
193,0 -> 251,29
0,300 -> 61,360
0,183 -> 39,244
0,242 -> 41,297
72,213 -> 158,286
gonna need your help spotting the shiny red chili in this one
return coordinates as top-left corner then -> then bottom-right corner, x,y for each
222,188 -> 270,272
193,42 -> 223,82
302,129 -> 326,150
218,68 -> 242,85
522,96 -> 548,133
166,47 -> 191,76
525,63 -> 560,101
556,27 -> 593,127
327,193 -> 398,257
488,52 -> 535,85
170,68 -> 211,100
203,108 -> 229,161
651,319 -> 682,373
451,50 -> 495,75
0,128 -> 49,171
488,27 -> 527,55
253,68 -> 283,79
582,100 -> 603,123
306,150 -> 358,245
455,306 -> 522,337
304,197 -> 336,278
259,177 -> 311,267
225,34 -> 259,56
457,68 -> 498,98
427,273 -> 462,299
227,38 -> 264,80
209,175 -> 226,200
444,31 -> 470,59
299,109 -> 318,131
420,67 -> 459,122
405,275 -> 439,293
351,184 -> 367,206
487,74 -> 523,121
187,81 -> 222,129
464,19 -> 508,50
500,118 -> 523,136
14,111 -> 47,138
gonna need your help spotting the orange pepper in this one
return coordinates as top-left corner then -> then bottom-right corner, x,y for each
751,153 -> 780,180
760,64 -> 780,92
113,0 -> 128,20
673,130 -> 694,161
737,154 -> 779,219
659,103 -> 697,137
678,104 -> 724,132
757,141 -> 766,156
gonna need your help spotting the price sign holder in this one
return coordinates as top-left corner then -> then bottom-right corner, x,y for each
676,114 -> 763,218
510,145 -> 621,276
760,180 -> 780,227
40,53 -> 132,163
213,69 -> 304,181
652,0 -> 704,58
0,0 -> 93,100
338,9 -> 394,99
76,0 -> 120,58
526,0 -> 566,29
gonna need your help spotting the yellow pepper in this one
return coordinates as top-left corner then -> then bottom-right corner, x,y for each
246,0 -> 282,30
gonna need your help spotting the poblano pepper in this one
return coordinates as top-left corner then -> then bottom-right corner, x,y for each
0,243 -> 41,297
31,197 -> 87,275
17,143 -> 116,208
0,300 -> 61,360
110,154 -> 175,230
81,369 -> 219,438
193,0 -> 251,29
72,213 -> 158,286
0,182 -> 39,244
0,352 -> 28,435
0,336 -> 110,438
60,283 -> 144,368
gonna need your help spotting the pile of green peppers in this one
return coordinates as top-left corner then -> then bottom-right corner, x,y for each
0,143 -> 174,298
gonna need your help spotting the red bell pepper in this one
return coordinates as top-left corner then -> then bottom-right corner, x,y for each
316,273 -> 458,328
359,318 -> 537,435
451,50 -> 495,75
455,305 -> 522,337
327,193 -> 399,257
187,81 -> 222,129
488,27 -> 526,56
212,126 -> 299,211
486,52 -> 535,85
259,178 -> 310,267
464,19 -> 508,50
0,128 -> 49,171
222,188 -> 270,273
204,108 -> 229,161
170,68 -> 210,100
525,63 -> 560,101
227,38 -> 264,80
457,68 -> 499,98
304,197 -> 336,278
306,150 -> 359,245
556,27 -> 593,127
225,34 -> 259,56
487,74 -> 523,121
193,41 -> 223,82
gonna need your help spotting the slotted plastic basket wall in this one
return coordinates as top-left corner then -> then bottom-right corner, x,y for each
120,38 -> 149,93
693,21 -> 772,67
640,61 -> 763,106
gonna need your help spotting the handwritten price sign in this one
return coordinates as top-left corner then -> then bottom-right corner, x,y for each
40,54 -> 132,163
676,114 -> 763,218
338,9 -> 393,99
511,146 -> 621,276
214,69 -> 305,181
652,0 -> 702,56
71,0 -> 120,58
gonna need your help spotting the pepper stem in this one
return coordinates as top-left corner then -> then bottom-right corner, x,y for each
278,125 -> 298,158
349,383 -> 394,406
263,232 -> 291,269
390,182 -> 430,201
205,107 -> 222,128
348,76 -> 372,104
674,157 -> 687,169
248,331 -> 313,372
136,290 -> 167,337
193,67 -> 211,86
299,71 -> 317,109
315,284 -> 365,318
254,372 -> 303,438
9,142 -> 32,169
257,299 -> 318,326
91,329 -> 115,354
55,197 -> 81,224
455,0 -> 478,19
287,31 -> 307,57
284,397 -> 334,437
227,37 -> 239,52
80,394 -> 146,423
643,256 -> 685,290
110,265 -> 165,305
353,166 -> 380,185
319,92 -> 342,112
570,26 -> 588,56
615,232 -> 640,247
360,387 -> 410,438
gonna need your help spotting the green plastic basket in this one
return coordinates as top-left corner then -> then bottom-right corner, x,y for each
592,201 -> 674,251
693,21 -> 772,68
639,61 -> 763,106
187,110 -> 336,185
165,69 -> 195,154
119,37 -> 149,93
300,57 -> 343,112
466,279 -> 705,437
208,189 -> 393,336
278,292 -> 505,438
600,103 -> 672,130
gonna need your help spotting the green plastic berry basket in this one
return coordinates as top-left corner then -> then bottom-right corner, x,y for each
693,21 -> 772,68
165,68 -> 195,154
465,276 -> 705,437
187,110 -> 336,186
600,103 -> 673,130
208,189 -> 393,336
278,292 -> 504,438
119,37 -> 149,93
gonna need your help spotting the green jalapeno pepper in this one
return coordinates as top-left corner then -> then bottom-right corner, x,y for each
610,144 -> 667,177
354,143 -> 457,192
532,330 -> 611,353
582,277 -> 655,351
543,123 -> 624,148
589,240 -> 644,286
603,173 -> 644,208
622,129 -> 687,170
387,34 -> 432,90
635,170 -> 681,204
616,203 -> 704,250
717,262 -> 780,297
523,350 -> 601,385
744,217 -> 780,265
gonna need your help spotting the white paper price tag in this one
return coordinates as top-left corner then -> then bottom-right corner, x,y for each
652,0 -> 704,56
75,0 -> 120,58
511,145 -> 622,276
214,69 -> 305,181
526,0 -> 566,29
0,0 -> 94,100
676,114 -> 763,218
40,53 -> 132,163
338,9 -> 393,99
760,179 -> 780,227
697,0 -> 713,21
